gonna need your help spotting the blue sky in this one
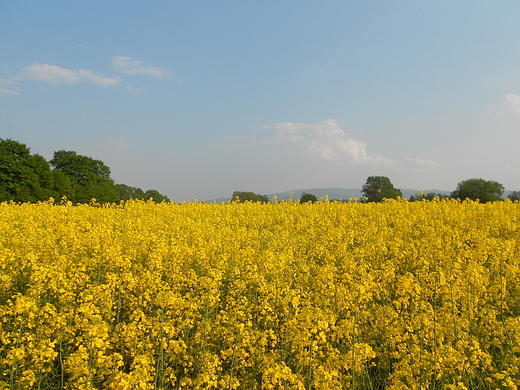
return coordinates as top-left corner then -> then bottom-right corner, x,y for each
1,1 -> 520,201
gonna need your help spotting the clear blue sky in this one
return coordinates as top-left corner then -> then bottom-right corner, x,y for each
1,1 -> 520,201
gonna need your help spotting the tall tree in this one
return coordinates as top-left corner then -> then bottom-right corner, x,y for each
50,150 -> 117,203
0,138 -> 53,202
32,154 -> 55,200
361,176 -> 402,202
451,178 -> 504,202
52,168 -> 73,201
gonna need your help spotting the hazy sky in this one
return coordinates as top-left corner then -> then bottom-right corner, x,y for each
1,1 -> 520,201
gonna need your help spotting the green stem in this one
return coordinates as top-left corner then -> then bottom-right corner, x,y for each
307,337 -> 314,390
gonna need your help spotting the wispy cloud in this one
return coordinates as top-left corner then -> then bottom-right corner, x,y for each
5,62 -> 121,93
494,93 -> 520,119
3,58 -> 171,95
77,69 -> 120,86
405,157 -> 438,166
0,79 -> 20,95
125,86 -> 147,94
249,119 -> 391,164
0,87 -> 19,96
14,63 -> 79,84
110,56 -> 172,78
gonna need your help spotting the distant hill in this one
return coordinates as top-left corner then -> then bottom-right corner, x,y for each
270,188 -> 457,201
208,188 -> 451,203
207,188 -> 515,203
268,188 -> 363,201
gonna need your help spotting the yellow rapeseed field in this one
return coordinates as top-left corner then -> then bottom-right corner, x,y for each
1,198 -> 519,389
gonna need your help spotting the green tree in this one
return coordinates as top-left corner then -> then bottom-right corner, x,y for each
409,191 -> 449,202
300,192 -> 317,203
116,184 -> 146,201
32,154 -> 55,201
144,189 -> 170,203
450,178 -> 504,202
50,150 -> 117,203
0,138 -> 54,202
508,191 -> 520,201
52,168 -> 73,201
232,191 -> 269,203
361,176 -> 402,202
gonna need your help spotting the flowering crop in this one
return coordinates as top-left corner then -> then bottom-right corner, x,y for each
0,198 -> 519,389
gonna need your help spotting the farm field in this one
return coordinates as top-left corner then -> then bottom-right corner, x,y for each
1,199 -> 519,389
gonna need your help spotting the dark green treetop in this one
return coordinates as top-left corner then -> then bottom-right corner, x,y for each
115,184 -> 146,201
409,191 -> 449,202
450,178 -> 504,203
300,192 -> 317,203
0,138 -> 51,202
232,191 -> 269,203
144,189 -> 170,203
50,150 -> 117,203
508,191 -> 520,201
361,176 -> 402,202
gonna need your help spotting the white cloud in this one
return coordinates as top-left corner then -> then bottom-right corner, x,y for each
0,87 -> 19,96
263,119 -> 390,163
0,79 -> 19,95
494,93 -> 520,119
9,62 -> 121,91
110,56 -> 172,78
78,69 -> 120,86
125,86 -> 146,93
14,63 -> 79,84
405,157 -> 438,166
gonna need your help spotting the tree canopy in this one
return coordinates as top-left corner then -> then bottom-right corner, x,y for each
50,150 -> 117,203
115,184 -> 146,201
232,191 -> 269,203
508,191 -> 520,201
0,138 -> 171,204
144,189 -> 171,203
300,192 -> 317,203
0,138 -> 49,202
361,176 -> 402,202
409,191 -> 449,202
450,178 -> 504,203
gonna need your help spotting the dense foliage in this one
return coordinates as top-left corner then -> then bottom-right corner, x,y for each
1,199 -> 519,389
300,192 -> 318,203
0,138 -> 52,203
361,176 -> 402,202
232,191 -> 269,203
451,178 -> 504,203
0,138 -> 169,204
509,191 -> 520,202
409,191 -> 450,202
50,150 -> 118,203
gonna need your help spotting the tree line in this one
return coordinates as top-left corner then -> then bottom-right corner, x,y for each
1,138 -> 518,204
362,175 -> 519,203
0,138 -> 170,203
233,176 -> 520,204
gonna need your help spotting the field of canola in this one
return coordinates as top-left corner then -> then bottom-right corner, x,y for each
1,198 -> 520,390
